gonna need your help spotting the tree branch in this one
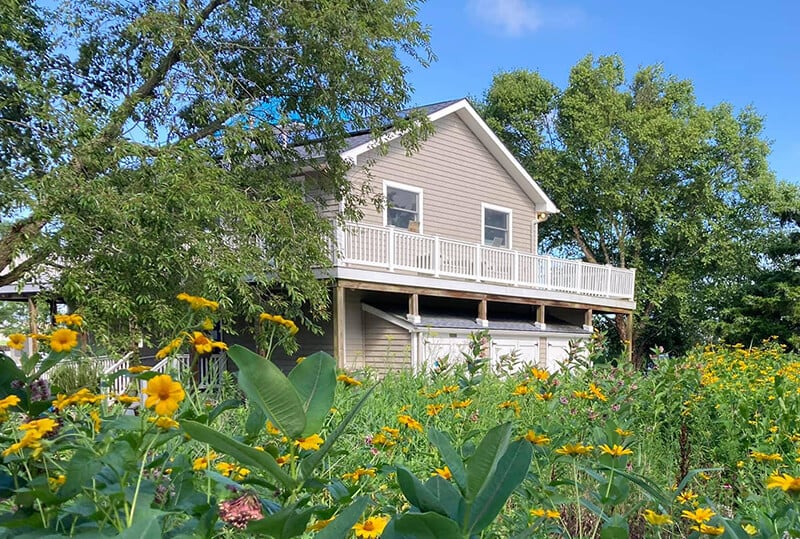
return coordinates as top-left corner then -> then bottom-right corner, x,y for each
0,250 -> 47,289
570,223 -> 598,263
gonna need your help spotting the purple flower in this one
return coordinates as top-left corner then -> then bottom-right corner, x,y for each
559,396 -> 569,405
611,404 -> 620,412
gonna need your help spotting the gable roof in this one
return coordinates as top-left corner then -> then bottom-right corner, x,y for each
339,98 -> 559,214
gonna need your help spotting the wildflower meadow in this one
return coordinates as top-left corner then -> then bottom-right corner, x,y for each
1,296 -> 800,538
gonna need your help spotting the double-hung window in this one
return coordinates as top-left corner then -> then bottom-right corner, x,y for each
384,181 -> 422,231
482,203 -> 512,248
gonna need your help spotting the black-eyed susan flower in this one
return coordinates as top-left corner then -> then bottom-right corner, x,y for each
148,416 -> 179,430
681,507 -> 715,524
342,467 -> 376,482
398,414 -> 423,432
177,293 -> 218,311
750,450 -> 783,462
295,433 -> 324,451
352,515 -> 389,538
427,404 -> 445,416
530,367 -> 550,381
675,489 -> 698,504
524,430 -> 551,445
643,509 -> 672,526
555,443 -> 594,456
337,374 -> 362,386
49,328 -> 78,353
767,473 -> 800,493
143,374 -> 186,416
530,508 -> 560,519
0,395 -> 20,412
599,444 -> 633,457
690,523 -> 724,535
189,331 -> 227,355
7,333 -> 25,350
432,466 -> 452,480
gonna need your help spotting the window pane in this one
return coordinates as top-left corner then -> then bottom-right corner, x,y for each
388,208 -> 415,229
485,208 -> 508,229
387,187 -> 417,212
484,227 -> 507,247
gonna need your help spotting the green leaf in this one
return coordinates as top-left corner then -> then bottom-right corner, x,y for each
390,512 -> 463,539
315,497 -> 369,539
288,351 -> 336,437
181,420 -> 296,490
227,345 -> 306,439
465,423 -> 512,502
466,439 -> 532,534
245,505 -> 315,538
300,383 -> 377,479
427,428 -> 467,493
31,351 -> 69,380
208,399 -> 242,422
424,476 -> 465,522
396,467 -> 449,516
117,508 -> 166,538
599,515 -> 629,539
61,448 -> 103,498
245,406 -> 267,437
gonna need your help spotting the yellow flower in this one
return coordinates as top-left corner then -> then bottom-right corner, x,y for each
189,332 -> 227,355
450,399 -> 472,409
615,427 -> 633,437
589,383 -> 608,402
690,523 -> 724,535
511,384 -> 529,396
530,367 -> 550,381
148,416 -> 180,429
352,515 -> 389,539
427,404 -> 444,416
265,420 -> 282,435
48,474 -> 66,490
530,508 -> 560,519
440,385 -> 459,393
295,433 -> 324,451
342,467 -> 376,482
681,507 -> 715,524
200,317 -> 214,331
54,313 -> 83,327
535,392 -> 553,401
215,462 -> 249,480
643,509 -> 673,526
676,489 -> 698,504
52,388 -> 104,410
307,518 -> 334,531
89,410 -> 102,433
128,365 -> 152,374
114,394 -> 139,405
337,374 -> 362,386
0,395 -> 21,412
371,433 -> 395,448
7,333 -> 25,350
742,523 -> 758,535
599,444 -> 634,457
767,473 -> 800,493
524,430 -> 551,445
382,426 -> 400,437
432,466 -> 452,480
155,338 -> 183,360
192,451 -> 218,470
555,443 -> 594,456
176,293 -> 219,311
398,414 -> 423,432
49,328 -> 78,353
259,313 -> 299,334
750,450 -> 783,462
143,375 -> 186,416
275,454 -> 294,467
573,390 -> 594,400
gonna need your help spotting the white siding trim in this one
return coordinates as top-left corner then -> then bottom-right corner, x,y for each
383,180 -> 424,233
481,202 -> 513,249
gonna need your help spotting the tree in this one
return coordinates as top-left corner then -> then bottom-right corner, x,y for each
0,0 -> 434,348
480,55 -> 797,365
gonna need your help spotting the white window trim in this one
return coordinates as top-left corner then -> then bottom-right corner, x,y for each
481,203 -> 513,249
383,180 -> 423,233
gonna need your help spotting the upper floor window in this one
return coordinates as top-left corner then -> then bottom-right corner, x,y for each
384,181 -> 422,231
482,203 -> 512,248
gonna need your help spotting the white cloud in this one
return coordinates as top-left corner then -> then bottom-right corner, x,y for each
466,0 -> 581,37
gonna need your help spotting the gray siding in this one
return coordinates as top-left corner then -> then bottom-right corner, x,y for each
348,113 -> 537,252
362,312 -> 411,375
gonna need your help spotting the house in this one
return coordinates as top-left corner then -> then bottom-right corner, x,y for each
229,98 -> 636,374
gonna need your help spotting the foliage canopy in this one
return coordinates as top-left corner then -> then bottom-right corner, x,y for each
0,0 -> 434,348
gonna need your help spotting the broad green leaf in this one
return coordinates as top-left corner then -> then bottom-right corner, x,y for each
288,351 -> 336,436
118,507 -> 166,538
181,420 -> 296,490
427,428 -> 467,493
599,515 -> 629,539
227,345 -> 306,439
396,467 -> 449,516
466,439 -> 532,534
245,505 -> 315,538
315,497 -> 369,539
465,423 -> 512,502
592,465 -> 670,507
208,399 -> 242,422
245,406 -> 267,437
32,351 -> 68,380
300,383 -> 377,479
424,476 -> 465,522
391,512 -> 463,539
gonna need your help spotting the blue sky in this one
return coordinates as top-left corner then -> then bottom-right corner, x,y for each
405,0 -> 800,184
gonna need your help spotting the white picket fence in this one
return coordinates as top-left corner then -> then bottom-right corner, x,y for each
337,222 -> 636,299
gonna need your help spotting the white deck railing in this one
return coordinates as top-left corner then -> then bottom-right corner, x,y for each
337,222 -> 635,299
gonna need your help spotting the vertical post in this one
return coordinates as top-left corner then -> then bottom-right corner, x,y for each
535,304 -> 546,329
546,257 -> 552,289
513,251 -> 519,284
407,293 -> 421,324
476,298 -> 488,327
606,265 -> 613,297
475,245 -> 482,281
333,285 -> 347,369
388,227 -> 395,271
583,309 -> 593,331
576,262 -> 583,294
433,236 -> 440,277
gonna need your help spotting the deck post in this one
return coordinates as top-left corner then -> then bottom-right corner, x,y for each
388,227 -> 395,271
583,309 -> 593,331
333,285 -> 347,369
433,236 -> 440,276
476,298 -> 488,327
535,304 -> 546,329
27,298 -> 38,355
407,293 -> 421,324
625,312 -> 634,364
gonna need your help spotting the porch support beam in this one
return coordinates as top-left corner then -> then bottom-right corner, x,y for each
535,304 -> 546,329
476,297 -> 488,327
406,293 -> 421,324
626,312 -> 634,363
333,285 -> 346,369
583,309 -> 593,331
